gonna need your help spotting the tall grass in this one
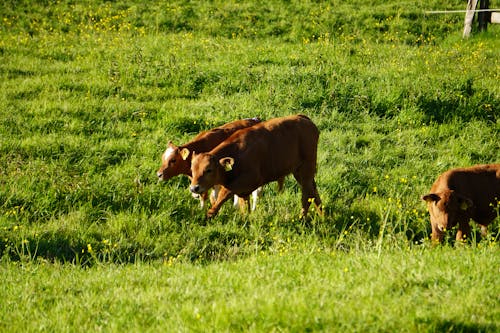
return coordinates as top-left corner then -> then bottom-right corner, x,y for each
1,0 -> 499,264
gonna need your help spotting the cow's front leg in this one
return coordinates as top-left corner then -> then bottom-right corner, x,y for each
207,186 -> 233,218
199,191 -> 209,208
456,221 -> 471,243
210,185 -> 221,206
479,224 -> 488,238
431,222 -> 444,244
237,195 -> 251,214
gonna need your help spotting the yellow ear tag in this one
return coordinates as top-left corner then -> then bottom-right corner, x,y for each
180,148 -> 190,160
460,202 -> 468,210
224,163 -> 233,172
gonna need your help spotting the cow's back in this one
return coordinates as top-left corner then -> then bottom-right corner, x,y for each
437,164 -> 500,193
215,115 -> 319,183
434,164 -> 500,215
261,115 -> 319,174
187,117 -> 261,153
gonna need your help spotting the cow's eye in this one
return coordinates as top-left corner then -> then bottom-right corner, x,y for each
169,159 -> 176,165
205,169 -> 212,174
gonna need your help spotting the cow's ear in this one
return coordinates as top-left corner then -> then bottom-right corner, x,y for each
422,193 -> 440,202
219,157 -> 235,172
458,195 -> 473,211
180,148 -> 190,160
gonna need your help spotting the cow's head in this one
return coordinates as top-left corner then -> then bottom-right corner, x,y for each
157,142 -> 191,181
421,189 -> 473,242
190,152 -> 233,195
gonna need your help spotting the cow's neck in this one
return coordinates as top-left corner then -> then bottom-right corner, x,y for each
184,135 -> 222,155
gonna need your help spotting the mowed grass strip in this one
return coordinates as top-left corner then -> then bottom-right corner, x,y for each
1,247 -> 498,332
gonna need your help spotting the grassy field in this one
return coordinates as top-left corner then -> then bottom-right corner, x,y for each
1,0 -> 499,331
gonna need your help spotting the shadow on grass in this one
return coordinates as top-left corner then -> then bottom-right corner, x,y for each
321,203 -> 430,245
0,230 -> 152,266
418,318 -> 498,333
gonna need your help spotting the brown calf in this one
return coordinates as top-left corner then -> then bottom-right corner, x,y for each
157,117 -> 262,207
422,164 -> 500,243
189,114 -> 322,218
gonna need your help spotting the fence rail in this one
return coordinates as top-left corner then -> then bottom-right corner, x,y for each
425,9 -> 500,14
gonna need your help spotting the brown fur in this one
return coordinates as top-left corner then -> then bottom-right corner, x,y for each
156,118 -> 262,206
157,117 -> 262,181
190,114 -> 322,218
422,164 -> 500,243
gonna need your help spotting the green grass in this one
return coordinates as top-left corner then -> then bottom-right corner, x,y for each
1,0 -> 499,331
1,247 -> 499,332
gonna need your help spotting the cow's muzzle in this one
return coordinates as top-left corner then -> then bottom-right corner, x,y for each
190,184 -> 202,194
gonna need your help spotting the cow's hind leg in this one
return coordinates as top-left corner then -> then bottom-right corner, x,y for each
303,179 -> 322,216
310,179 -> 323,215
293,171 -> 322,217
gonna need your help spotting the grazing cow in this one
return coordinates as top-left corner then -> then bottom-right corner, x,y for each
422,164 -> 500,243
189,114 -> 322,218
157,117 -> 262,208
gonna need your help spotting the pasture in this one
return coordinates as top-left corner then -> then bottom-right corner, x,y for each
1,0 -> 499,331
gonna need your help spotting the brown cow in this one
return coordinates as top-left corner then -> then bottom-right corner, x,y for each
422,164 -> 500,243
189,114 -> 322,218
157,117 -> 262,207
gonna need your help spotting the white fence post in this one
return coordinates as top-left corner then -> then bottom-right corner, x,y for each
463,0 -> 479,38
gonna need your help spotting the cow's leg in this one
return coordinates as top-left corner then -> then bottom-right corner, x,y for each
276,177 -> 285,192
239,196 -> 251,213
479,224 -> 488,238
251,187 -> 261,211
210,185 -> 220,206
233,195 -> 251,213
431,222 -> 444,244
207,186 -> 233,218
199,191 -> 209,208
300,180 -> 322,217
456,221 -> 471,243
311,179 -> 323,215
294,171 -> 322,217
